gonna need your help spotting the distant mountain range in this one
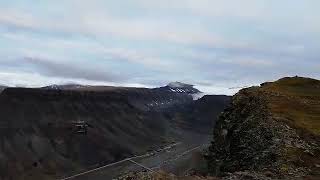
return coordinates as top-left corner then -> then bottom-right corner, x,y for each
1,82 -> 202,96
42,82 -> 201,94
0,81 -> 230,179
42,84 -> 85,90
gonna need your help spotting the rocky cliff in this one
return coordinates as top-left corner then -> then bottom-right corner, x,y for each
207,77 -> 320,179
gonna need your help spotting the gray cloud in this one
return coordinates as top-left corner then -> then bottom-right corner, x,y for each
22,57 -> 124,82
0,1 -> 319,95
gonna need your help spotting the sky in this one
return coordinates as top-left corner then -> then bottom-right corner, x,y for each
0,0 -> 319,95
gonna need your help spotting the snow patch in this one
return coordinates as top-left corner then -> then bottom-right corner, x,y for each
191,93 -> 206,100
168,82 -> 193,88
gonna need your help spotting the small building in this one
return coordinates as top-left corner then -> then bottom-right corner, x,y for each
72,120 -> 88,134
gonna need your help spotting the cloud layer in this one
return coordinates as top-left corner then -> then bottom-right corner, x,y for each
0,0 -> 319,95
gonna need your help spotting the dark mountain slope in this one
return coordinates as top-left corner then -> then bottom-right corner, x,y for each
207,77 -> 320,179
0,84 -> 230,180
0,85 -> 6,93
0,88 -> 169,180
165,95 -> 231,133
42,83 -> 195,111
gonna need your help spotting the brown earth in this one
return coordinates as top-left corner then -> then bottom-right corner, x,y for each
207,76 -> 320,179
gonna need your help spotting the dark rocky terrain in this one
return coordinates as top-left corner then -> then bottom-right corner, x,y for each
0,83 -> 230,180
164,95 -> 230,133
118,77 -> 320,180
0,85 -> 6,93
207,77 -> 320,179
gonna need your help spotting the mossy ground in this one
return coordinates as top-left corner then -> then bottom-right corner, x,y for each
261,76 -> 320,136
207,76 -> 320,179
261,77 -> 320,177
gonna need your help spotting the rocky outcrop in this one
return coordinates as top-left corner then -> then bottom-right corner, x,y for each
207,77 -> 320,179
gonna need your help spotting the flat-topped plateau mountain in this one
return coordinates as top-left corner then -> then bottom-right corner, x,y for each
0,82 -> 230,180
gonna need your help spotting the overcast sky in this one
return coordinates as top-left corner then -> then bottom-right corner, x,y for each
0,0 -> 319,95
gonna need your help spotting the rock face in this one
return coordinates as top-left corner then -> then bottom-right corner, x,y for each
0,85 -> 6,93
207,77 -> 320,179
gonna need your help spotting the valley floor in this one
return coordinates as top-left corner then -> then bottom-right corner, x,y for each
59,130 -> 211,180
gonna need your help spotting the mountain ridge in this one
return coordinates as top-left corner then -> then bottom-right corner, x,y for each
207,76 -> 320,179
41,81 -> 202,94
155,82 -> 201,94
0,83 -> 230,179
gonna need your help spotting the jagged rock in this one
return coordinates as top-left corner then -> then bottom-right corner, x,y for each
207,77 -> 320,179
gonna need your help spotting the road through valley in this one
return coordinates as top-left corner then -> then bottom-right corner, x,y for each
59,130 -> 210,180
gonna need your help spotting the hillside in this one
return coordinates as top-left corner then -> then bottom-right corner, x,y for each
165,95 -> 231,133
0,85 -> 230,180
0,88 -> 169,180
0,85 -> 6,93
207,77 -> 320,179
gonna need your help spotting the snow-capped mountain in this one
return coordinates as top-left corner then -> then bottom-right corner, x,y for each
42,84 -> 61,90
156,82 -> 201,94
42,84 -> 86,90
